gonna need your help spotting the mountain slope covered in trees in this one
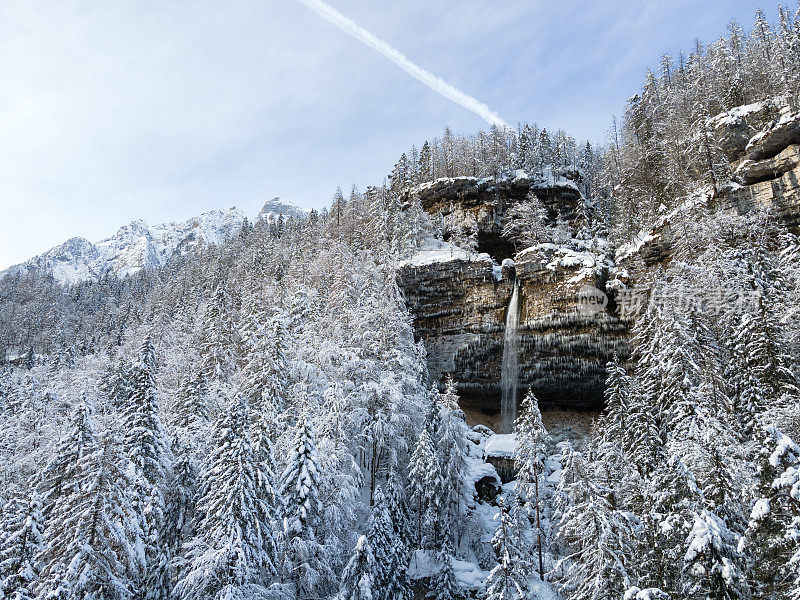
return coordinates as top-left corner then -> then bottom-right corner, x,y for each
1,5 -> 800,600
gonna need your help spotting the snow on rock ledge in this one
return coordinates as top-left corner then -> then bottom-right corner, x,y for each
484,433 -> 518,458
398,238 -> 494,269
408,550 -> 490,594
484,434 -> 518,483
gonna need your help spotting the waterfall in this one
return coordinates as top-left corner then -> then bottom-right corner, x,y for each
500,279 -> 521,433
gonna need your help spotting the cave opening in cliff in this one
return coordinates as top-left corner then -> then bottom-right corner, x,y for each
475,231 -> 516,263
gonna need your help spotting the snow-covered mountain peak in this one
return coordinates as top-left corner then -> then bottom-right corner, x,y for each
2,199 -> 306,285
258,197 -> 310,221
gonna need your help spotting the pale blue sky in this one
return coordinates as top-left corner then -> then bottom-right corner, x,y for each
0,0 -> 782,269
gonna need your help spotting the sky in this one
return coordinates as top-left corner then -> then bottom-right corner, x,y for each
0,0 -> 783,270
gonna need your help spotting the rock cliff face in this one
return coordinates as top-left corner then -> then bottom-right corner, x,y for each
627,98 -> 800,268
401,173 -> 582,261
715,98 -> 800,230
397,175 -> 628,418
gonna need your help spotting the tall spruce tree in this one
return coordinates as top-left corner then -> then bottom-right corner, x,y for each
408,429 -> 443,549
513,388 -> 549,581
485,498 -> 529,600
279,414 -> 333,599
436,377 -> 470,547
174,397 -> 276,600
36,434 -> 142,600
338,536 -> 377,600
37,399 -> 95,520
0,492 -> 43,600
122,337 -> 171,600
741,425 -> 800,598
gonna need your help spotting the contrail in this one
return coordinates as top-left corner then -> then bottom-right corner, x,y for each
293,0 -> 508,128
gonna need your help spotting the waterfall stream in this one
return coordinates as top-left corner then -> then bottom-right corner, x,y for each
500,279 -> 521,433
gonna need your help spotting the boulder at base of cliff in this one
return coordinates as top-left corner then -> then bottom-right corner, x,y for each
466,425 -> 503,503
484,434 -> 518,483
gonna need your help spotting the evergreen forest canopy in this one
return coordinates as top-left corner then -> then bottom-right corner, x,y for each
1,5 -> 800,600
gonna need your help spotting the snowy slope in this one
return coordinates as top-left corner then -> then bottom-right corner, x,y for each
2,198 -> 308,285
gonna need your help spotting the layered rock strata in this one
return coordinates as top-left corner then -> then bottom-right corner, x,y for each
398,176 -> 628,414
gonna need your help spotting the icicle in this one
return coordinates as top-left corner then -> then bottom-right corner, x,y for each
500,279 -> 521,433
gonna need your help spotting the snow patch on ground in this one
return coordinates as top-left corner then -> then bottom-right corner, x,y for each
408,550 -> 490,592
452,558 -> 491,590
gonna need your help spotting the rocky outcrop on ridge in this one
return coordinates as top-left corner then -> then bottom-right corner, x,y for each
401,173 -> 583,262
619,97 -> 800,269
397,100 -> 800,423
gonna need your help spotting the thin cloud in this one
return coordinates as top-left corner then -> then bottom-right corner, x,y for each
293,0 -> 508,128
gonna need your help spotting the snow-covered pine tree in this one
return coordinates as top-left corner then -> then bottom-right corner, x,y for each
728,230 -> 800,433
553,444 -> 633,600
124,338 -> 171,487
636,455 -> 702,594
281,413 -> 322,532
485,498 -> 529,600
367,486 -> 411,600
419,141 -> 433,182
732,305 -> 799,435
198,284 -> 235,381
251,412 -> 282,563
99,357 -> 132,409
338,535 -> 376,600
37,399 -> 95,520
408,428 -> 443,549
0,497 -> 24,564
174,396 -> 276,600
385,470 -> 411,546
161,442 -> 196,581
602,353 -> 631,448
236,286 -> 269,360
398,198 -> 431,258
122,337 -> 172,600
436,377 -> 470,548
0,492 -> 43,600
428,545 -> 461,600
682,509 -> 749,600
513,388 -> 549,580
36,434 -> 143,600
623,375 -> 665,484
551,441 -> 589,530
173,372 -> 209,433
279,413 -> 334,599
654,308 -> 706,429
238,313 -> 288,413
741,424 -> 800,598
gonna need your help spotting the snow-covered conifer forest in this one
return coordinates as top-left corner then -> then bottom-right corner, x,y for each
2,5 -> 800,600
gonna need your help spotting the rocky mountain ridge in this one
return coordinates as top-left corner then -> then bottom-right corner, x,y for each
2,198 -> 308,285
